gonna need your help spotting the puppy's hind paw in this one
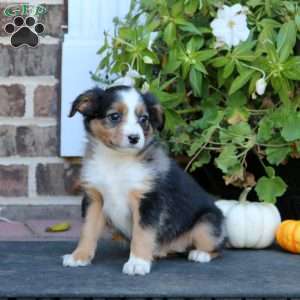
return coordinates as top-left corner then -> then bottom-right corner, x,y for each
62,254 -> 91,267
188,250 -> 212,263
122,255 -> 151,276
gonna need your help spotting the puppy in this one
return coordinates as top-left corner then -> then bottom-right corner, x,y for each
63,86 -> 225,275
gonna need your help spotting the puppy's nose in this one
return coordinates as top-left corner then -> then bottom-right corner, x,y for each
128,134 -> 140,145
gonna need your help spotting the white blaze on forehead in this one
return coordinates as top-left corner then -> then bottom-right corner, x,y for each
117,88 -> 145,150
117,88 -> 142,116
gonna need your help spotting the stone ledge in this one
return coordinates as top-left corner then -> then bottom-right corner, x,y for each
0,241 -> 300,298
0,204 -> 81,220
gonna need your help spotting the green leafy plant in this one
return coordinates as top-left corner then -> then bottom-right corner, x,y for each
93,0 -> 300,204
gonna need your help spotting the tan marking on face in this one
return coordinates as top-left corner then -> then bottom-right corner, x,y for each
71,187 -> 106,262
111,101 -> 128,115
135,102 -> 147,116
129,189 -> 156,261
89,119 -> 123,148
89,100 -> 133,148
135,102 -> 154,139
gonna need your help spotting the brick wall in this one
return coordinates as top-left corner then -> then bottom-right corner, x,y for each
0,0 -> 81,206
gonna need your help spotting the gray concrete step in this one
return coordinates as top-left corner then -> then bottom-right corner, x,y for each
0,241 -> 300,298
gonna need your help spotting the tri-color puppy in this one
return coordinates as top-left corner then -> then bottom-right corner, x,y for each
63,85 -> 225,275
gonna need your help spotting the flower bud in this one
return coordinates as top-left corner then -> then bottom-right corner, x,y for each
255,78 -> 267,95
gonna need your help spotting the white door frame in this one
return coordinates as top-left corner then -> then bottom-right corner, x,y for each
60,0 -> 130,157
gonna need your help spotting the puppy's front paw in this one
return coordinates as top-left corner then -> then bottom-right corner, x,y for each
188,250 -> 211,263
62,253 -> 91,267
122,255 -> 151,276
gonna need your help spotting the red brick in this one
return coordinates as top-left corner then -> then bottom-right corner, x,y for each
0,126 -> 16,156
38,4 -> 66,37
0,84 -> 25,116
34,85 -> 58,117
16,126 -> 57,156
36,163 -> 65,195
0,165 -> 28,196
36,162 -> 82,196
0,44 -> 60,76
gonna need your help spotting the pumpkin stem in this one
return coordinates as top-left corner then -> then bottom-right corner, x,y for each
239,187 -> 252,202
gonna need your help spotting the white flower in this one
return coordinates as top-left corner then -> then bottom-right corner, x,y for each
148,32 -> 158,50
210,4 -> 250,48
110,65 -> 145,88
255,78 -> 267,95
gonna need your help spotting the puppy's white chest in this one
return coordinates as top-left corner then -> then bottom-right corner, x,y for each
102,187 -> 132,237
82,150 -> 152,238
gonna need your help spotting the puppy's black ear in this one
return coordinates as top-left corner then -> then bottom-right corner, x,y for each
69,87 -> 104,118
142,92 -> 165,131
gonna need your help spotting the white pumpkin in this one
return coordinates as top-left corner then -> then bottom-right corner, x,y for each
216,188 -> 281,248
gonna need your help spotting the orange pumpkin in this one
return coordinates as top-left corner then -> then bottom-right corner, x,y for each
276,220 -> 300,254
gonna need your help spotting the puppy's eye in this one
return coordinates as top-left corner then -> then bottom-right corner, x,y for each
139,115 -> 149,125
107,112 -> 121,123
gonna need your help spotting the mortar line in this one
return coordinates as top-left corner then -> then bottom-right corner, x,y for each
28,162 -> 37,197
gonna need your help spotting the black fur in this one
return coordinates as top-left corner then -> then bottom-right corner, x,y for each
81,193 -> 89,218
139,160 -> 224,247
142,92 -> 165,131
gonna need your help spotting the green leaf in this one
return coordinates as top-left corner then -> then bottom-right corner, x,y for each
283,56 -> 300,80
194,61 -> 207,74
97,42 -> 108,55
187,37 -> 204,52
229,70 -> 254,95
197,108 -> 223,130
295,15 -> 300,32
215,145 -> 240,173
190,151 -> 211,171
143,55 -> 153,64
188,137 -> 205,156
195,49 -> 217,62
281,113 -> 300,141
164,108 -> 185,131
163,22 -> 176,46
276,20 -> 297,62
259,18 -> 281,29
222,60 -> 235,79
189,67 -> 202,97
219,122 -> 252,144
270,76 -> 290,104
265,166 -> 275,178
179,22 -> 202,35
227,91 -> 247,107
266,146 -> 291,165
257,118 -> 273,142
171,0 -> 183,17
210,57 -> 229,68
255,175 -> 287,203
232,40 -> 256,59
184,0 -> 198,15
164,49 -> 181,73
